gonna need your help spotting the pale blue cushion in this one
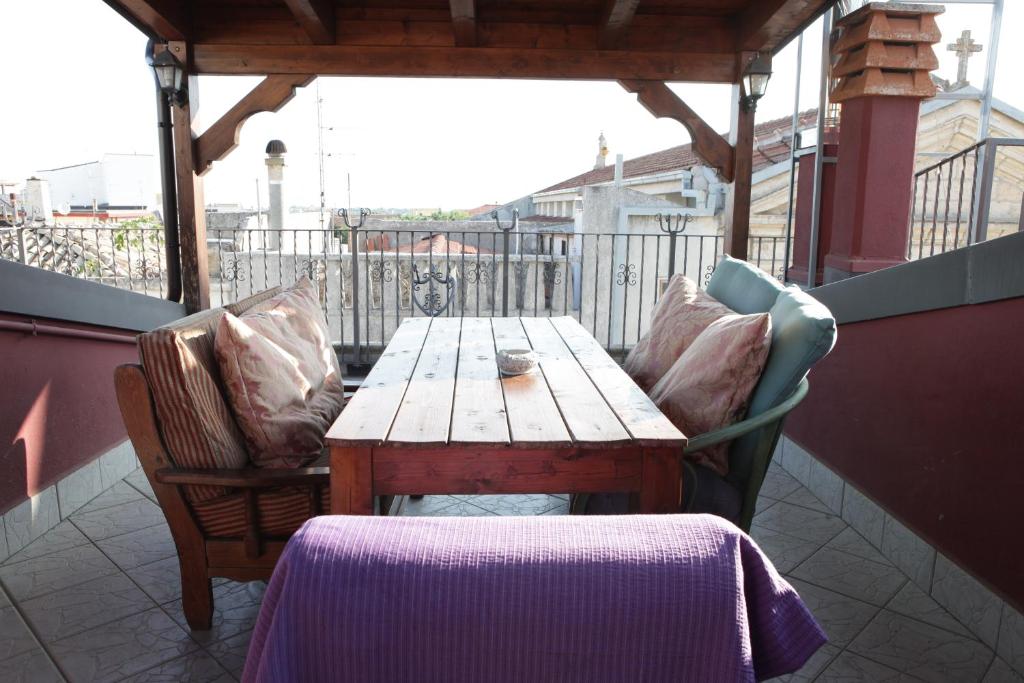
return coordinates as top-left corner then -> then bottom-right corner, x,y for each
706,255 -> 786,315
727,285 -> 836,482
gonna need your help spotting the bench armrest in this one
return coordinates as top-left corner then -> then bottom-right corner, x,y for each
154,466 -> 329,488
682,379 -> 809,454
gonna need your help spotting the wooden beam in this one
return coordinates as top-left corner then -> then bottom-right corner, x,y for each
736,0 -> 827,53
169,43 -> 210,313
103,0 -> 189,40
598,0 -> 640,49
195,75 -> 315,176
282,0 -> 336,45
723,84 -> 755,260
619,80 -> 735,181
191,44 -> 739,83
449,0 -> 477,47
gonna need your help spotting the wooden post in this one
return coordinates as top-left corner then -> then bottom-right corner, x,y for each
723,82 -> 754,261
169,42 -> 211,313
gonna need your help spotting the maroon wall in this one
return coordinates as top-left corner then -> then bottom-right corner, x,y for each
787,144 -> 838,286
786,297 -> 1024,611
0,313 -> 139,514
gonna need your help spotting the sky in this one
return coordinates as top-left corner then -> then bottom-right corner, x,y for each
1,1 -> 1020,211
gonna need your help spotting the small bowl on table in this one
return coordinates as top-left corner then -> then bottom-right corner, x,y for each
496,349 -> 538,376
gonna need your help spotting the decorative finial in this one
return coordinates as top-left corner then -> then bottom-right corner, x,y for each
594,131 -> 609,170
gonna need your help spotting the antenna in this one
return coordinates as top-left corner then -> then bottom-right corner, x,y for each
316,81 -> 327,230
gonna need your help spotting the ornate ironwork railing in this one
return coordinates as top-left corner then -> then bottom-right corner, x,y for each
207,224 -> 789,362
0,222 -> 170,298
908,137 -> 1024,259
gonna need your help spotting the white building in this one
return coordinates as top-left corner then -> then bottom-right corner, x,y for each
38,153 -> 156,213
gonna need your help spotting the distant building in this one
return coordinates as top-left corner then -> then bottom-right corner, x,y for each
37,153 -> 156,220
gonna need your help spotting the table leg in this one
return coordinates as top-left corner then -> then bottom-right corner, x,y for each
330,446 -> 374,515
639,447 -> 682,514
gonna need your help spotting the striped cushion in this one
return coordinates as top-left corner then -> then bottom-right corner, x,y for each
192,484 -> 331,538
138,308 -> 250,502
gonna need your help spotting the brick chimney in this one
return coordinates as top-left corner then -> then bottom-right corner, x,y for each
823,2 -> 943,282
265,139 -> 287,251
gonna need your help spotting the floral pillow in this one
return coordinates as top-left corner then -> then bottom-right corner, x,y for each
648,312 -> 772,476
214,277 -> 344,468
624,275 -> 734,392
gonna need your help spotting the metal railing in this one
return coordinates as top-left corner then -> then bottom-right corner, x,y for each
0,222 -> 170,297
209,223 -> 789,362
0,217 -> 790,358
908,138 -> 1024,259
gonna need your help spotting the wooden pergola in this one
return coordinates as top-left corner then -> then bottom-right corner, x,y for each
103,0 -> 834,311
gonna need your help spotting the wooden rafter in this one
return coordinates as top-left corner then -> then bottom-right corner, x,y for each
192,45 -> 739,83
736,0 -> 828,53
282,0 -> 336,45
449,0 -> 478,47
195,75 -> 316,176
103,0 -> 189,40
598,0 -> 641,49
618,80 -> 735,181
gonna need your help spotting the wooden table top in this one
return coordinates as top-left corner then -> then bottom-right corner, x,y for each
326,317 -> 686,450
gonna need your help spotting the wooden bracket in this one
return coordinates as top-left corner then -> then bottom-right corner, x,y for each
195,75 -> 316,176
598,0 -> 640,49
619,79 -> 735,181
449,0 -> 478,47
282,0 -> 335,45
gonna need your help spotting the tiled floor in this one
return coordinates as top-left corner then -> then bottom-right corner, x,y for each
0,466 -> 1018,682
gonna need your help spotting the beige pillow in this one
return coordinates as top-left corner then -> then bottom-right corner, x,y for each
214,278 -> 344,468
648,312 -> 772,476
624,275 -> 734,392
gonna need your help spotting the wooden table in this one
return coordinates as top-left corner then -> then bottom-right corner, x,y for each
326,316 -> 686,514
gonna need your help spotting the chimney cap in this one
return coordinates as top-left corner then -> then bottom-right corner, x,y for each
265,139 -> 287,155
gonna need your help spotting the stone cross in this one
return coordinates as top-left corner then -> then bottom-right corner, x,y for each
947,30 -> 982,88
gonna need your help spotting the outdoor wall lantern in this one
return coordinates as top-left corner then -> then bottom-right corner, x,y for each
151,49 -> 187,106
742,53 -> 772,111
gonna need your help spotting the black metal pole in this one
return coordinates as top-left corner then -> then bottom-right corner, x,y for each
147,40 -> 182,303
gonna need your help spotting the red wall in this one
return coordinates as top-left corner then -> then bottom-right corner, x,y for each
0,313 -> 140,514
786,297 -> 1024,611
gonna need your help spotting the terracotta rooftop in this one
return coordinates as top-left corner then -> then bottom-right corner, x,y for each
536,109 -> 819,194
409,234 -> 494,255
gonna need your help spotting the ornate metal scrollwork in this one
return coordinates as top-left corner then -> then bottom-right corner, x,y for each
134,256 -> 162,280
300,257 -> 324,281
369,259 -> 393,283
616,262 -> 637,287
704,264 -> 716,287
465,261 -> 493,285
221,257 -> 246,282
411,263 -> 457,317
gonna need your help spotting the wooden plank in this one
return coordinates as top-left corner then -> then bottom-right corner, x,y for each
491,317 -> 572,447
103,0 -> 189,40
598,0 -> 640,49
386,317 -> 462,446
639,447 -> 683,513
519,317 -> 630,446
619,79 -> 735,181
195,75 -> 315,176
282,0 -> 335,44
724,82 -> 755,260
169,43 -> 210,313
373,447 -> 642,496
325,317 -> 432,446
449,318 -> 509,445
191,44 -> 740,83
550,317 -> 685,447
449,0 -> 477,47
330,446 -> 374,514
191,10 -> 736,53
736,0 -> 827,53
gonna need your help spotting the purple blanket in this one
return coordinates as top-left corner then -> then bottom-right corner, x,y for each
243,514 -> 824,682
